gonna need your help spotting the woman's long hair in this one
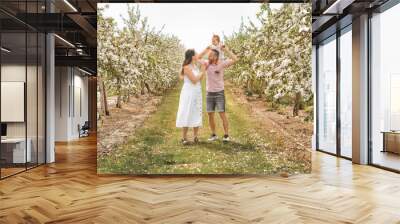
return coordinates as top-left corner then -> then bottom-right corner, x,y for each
180,49 -> 196,76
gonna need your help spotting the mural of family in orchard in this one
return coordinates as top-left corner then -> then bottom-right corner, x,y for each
97,3 -> 312,175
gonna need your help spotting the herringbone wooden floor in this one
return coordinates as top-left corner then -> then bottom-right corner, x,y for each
0,135 -> 399,224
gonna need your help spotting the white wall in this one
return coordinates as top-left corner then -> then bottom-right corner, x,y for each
55,66 -> 70,141
55,67 -> 89,141
1,65 -> 26,138
71,72 -> 89,138
1,63 -> 46,164
1,65 -> 30,138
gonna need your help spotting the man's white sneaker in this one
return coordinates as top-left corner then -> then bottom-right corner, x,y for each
208,134 -> 218,141
222,135 -> 230,142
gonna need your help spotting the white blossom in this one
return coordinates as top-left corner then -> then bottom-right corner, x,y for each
225,3 -> 312,108
98,4 -> 184,100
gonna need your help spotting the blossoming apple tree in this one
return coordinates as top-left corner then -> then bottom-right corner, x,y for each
225,3 -> 312,116
98,5 -> 184,116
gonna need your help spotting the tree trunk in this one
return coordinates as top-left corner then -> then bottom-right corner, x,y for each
154,83 -> 160,93
126,93 -> 130,103
293,92 -> 301,117
122,94 -> 127,103
141,81 -> 145,95
116,95 -> 122,108
116,78 -> 122,108
122,90 -> 130,103
102,81 -> 110,116
145,82 -> 153,94
98,76 -> 109,116
259,80 -> 265,96
245,80 -> 252,96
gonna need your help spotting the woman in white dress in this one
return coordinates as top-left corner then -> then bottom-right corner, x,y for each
176,49 -> 205,144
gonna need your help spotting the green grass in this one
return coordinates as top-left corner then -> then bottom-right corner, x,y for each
97,80 -> 310,174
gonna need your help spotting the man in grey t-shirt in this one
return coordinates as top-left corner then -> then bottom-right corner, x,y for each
198,36 -> 238,142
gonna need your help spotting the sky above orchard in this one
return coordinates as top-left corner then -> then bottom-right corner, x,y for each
100,3 -> 282,52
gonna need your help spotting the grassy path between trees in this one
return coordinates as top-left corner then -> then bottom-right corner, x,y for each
98,81 -> 310,175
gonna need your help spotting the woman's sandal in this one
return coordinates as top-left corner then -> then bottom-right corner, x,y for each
181,138 -> 189,145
